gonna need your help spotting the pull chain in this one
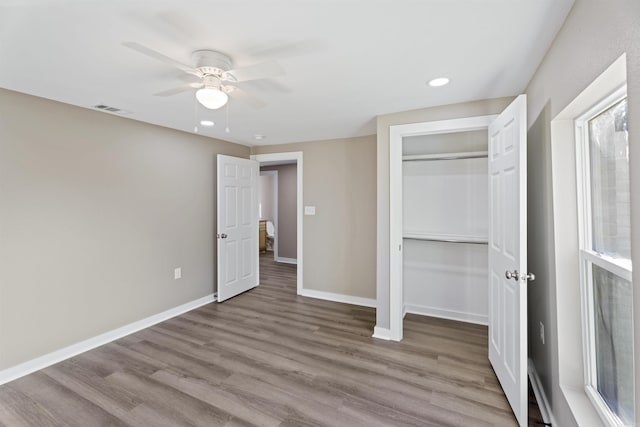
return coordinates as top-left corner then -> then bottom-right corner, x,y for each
193,96 -> 199,133
225,102 -> 230,133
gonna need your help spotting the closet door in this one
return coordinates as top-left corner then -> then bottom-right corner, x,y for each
488,95 -> 531,427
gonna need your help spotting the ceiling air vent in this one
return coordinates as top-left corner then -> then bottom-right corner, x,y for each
92,104 -> 132,115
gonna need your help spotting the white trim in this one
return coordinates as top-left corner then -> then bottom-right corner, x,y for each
585,386 -> 629,427
388,115 -> 497,342
582,250 -> 632,281
275,256 -> 297,265
574,84 -> 633,427
372,326 -> 392,340
530,363 -> 557,425
528,359 -> 557,427
575,85 -> 628,124
0,294 -> 215,386
259,169 -> 278,259
404,304 -> 488,325
299,288 -> 376,308
551,53 -> 632,427
251,152 -> 303,295
575,114 -> 596,390
389,122 -> 403,341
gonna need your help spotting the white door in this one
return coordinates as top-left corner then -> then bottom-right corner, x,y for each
488,95 -> 531,426
217,155 -> 259,302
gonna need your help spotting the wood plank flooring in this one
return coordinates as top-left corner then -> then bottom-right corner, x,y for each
0,253 -> 545,426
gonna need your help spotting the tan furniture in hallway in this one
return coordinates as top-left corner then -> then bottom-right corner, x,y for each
259,220 -> 267,252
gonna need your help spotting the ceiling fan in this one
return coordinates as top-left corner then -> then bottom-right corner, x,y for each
123,42 -> 284,109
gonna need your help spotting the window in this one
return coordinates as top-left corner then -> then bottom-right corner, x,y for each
576,89 -> 635,427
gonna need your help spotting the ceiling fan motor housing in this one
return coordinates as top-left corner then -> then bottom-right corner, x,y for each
202,75 -> 223,90
192,50 -> 233,77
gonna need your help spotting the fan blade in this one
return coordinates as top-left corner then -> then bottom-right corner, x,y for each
153,84 -> 200,97
223,61 -> 284,83
170,70 -> 204,84
226,86 -> 266,109
242,79 -> 291,94
123,42 -> 200,76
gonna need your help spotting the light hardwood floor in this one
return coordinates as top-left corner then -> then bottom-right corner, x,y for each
0,253 -> 544,426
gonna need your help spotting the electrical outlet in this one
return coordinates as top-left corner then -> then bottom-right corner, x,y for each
539,321 -> 545,345
174,267 -> 182,280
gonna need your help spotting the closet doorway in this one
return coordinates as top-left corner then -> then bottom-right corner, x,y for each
388,95 -> 531,427
390,115 -> 496,335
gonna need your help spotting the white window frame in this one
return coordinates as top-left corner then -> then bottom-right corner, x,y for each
575,85 -> 634,427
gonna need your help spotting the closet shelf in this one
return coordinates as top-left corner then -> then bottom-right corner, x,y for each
402,151 -> 488,162
403,232 -> 488,245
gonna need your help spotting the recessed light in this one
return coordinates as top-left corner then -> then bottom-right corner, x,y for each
428,77 -> 450,87
254,134 -> 266,140
200,120 -> 215,126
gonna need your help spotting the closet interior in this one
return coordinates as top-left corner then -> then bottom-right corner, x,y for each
402,129 -> 489,324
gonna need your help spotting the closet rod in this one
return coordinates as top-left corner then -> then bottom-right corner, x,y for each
403,236 -> 488,245
402,151 -> 488,162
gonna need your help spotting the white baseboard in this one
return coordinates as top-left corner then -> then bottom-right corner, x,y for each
528,359 -> 556,426
372,326 -> 392,340
299,288 -> 376,308
0,294 -> 215,386
404,304 -> 487,325
275,256 -> 297,265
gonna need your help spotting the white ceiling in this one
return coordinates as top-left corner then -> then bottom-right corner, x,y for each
0,0 -> 574,146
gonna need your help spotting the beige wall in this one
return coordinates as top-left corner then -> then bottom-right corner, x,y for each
525,1 -> 640,425
252,135 -> 376,299
0,88 -> 249,370
375,97 -> 515,329
260,164 -> 297,260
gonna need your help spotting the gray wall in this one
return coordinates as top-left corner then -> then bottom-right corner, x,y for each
525,1 -> 640,425
375,97 -> 515,330
252,135 -> 376,299
260,164 -> 297,260
0,88 -> 249,370
258,173 -> 275,223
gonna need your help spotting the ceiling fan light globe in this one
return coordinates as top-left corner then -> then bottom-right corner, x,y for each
196,88 -> 228,109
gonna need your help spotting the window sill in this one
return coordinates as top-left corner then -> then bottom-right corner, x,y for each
561,384 -> 606,427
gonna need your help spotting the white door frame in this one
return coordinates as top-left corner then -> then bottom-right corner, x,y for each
259,170 -> 279,259
251,152 -> 303,295
388,115 -> 496,341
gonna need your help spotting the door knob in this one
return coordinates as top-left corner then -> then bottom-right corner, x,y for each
521,272 -> 535,281
505,270 -> 519,281
218,233 -> 228,239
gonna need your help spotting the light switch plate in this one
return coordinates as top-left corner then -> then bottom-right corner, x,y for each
304,206 -> 316,215
174,267 -> 182,280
